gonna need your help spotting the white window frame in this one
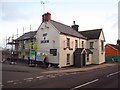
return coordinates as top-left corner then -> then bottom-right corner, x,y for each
66,54 -> 70,65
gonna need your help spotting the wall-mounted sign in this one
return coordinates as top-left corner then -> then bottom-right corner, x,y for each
36,52 -> 44,62
50,49 -> 57,56
41,33 -> 49,43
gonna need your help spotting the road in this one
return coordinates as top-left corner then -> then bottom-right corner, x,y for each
1,62 -> 120,89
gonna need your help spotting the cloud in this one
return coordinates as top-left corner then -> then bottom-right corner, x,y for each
1,2 -> 38,22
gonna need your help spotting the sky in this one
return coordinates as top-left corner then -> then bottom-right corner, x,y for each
0,0 -> 119,48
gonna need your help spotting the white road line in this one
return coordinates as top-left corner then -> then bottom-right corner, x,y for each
70,79 -> 99,90
25,80 -> 32,82
36,76 -> 44,79
13,83 -> 17,85
7,80 -> 14,83
107,71 -> 120,77
24,78 -> 33,81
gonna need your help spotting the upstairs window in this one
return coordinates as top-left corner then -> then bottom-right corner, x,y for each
75,40 -> 78,49
82,41 -> 84,48
90,42 -> 94,49
22,41 -> 25,49
67,38 -> 70,48
101,40 -> 104,51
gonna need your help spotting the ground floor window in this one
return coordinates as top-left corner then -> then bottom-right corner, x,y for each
66,54 -> 70,65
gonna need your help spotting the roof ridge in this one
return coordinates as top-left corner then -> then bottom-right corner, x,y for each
107,44 -> 119,50
50,20 -> 87,39
79,28 -> 102,32
51,20 -> 72,28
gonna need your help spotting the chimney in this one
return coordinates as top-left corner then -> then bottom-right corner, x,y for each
42,12 -> 51,22
71,21 -> 79,32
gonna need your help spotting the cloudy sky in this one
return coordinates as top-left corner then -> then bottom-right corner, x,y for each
0,0 -> 119,48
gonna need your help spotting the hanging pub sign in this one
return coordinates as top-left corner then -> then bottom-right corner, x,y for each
50,49 -> 57,56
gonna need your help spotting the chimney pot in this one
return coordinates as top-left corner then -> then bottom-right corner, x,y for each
42,12 -> 51,22
71,21 -> 79,32
73,21 -> 75,25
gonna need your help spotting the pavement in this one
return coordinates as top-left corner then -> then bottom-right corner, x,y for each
2,60 -> 119,74
42,62 -> 119,74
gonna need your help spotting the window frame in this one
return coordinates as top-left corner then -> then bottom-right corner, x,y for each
67,38 -> 70,48
101,40 -> 104,51
82,41 -> 84,48
66,54 -> 70,65
90,42 -> 94,49
75,40 -> 78,49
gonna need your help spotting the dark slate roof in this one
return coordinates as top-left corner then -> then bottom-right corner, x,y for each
16,31 -> 37,41
86,49 -> 93,54
79,29 -> 102,39
74,48 -> 93,54
50,20 -> 87,39
108,44 -> 120,50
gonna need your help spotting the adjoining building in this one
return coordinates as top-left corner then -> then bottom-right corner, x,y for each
14,31 -> 37,60
36,12 -> 105,68
105,40 -> 120,62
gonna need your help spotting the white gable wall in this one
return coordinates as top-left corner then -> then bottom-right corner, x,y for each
98,31 -> 105,64
87,39 -> 99,64
36,22 -> 60,64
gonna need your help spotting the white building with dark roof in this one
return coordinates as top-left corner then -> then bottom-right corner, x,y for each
36,12 -> 105,68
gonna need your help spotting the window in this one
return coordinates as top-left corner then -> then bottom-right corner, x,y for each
101,40 -> 104,51
67,54 -> 70,65
90,42 -> 94,49
75,40 -> 78,49
22,41 -> 25,49
67,38 -> 70,48
82,41 -> 84,48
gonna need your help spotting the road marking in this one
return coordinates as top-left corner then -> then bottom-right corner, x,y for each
36,76 -> 44,79
70,79 -> 99,90
7,80 -> 14,83
24,78 -> 33,81
107,71 -> 120,77
13,83 -> 17,85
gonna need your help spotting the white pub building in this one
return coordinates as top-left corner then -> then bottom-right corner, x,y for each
36,12 -> 105,68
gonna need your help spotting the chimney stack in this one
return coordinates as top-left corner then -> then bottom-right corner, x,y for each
71,21 -> 79,32
42,12 -> 51,22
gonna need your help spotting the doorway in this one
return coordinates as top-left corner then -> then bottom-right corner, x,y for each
82,54 -> 86,66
